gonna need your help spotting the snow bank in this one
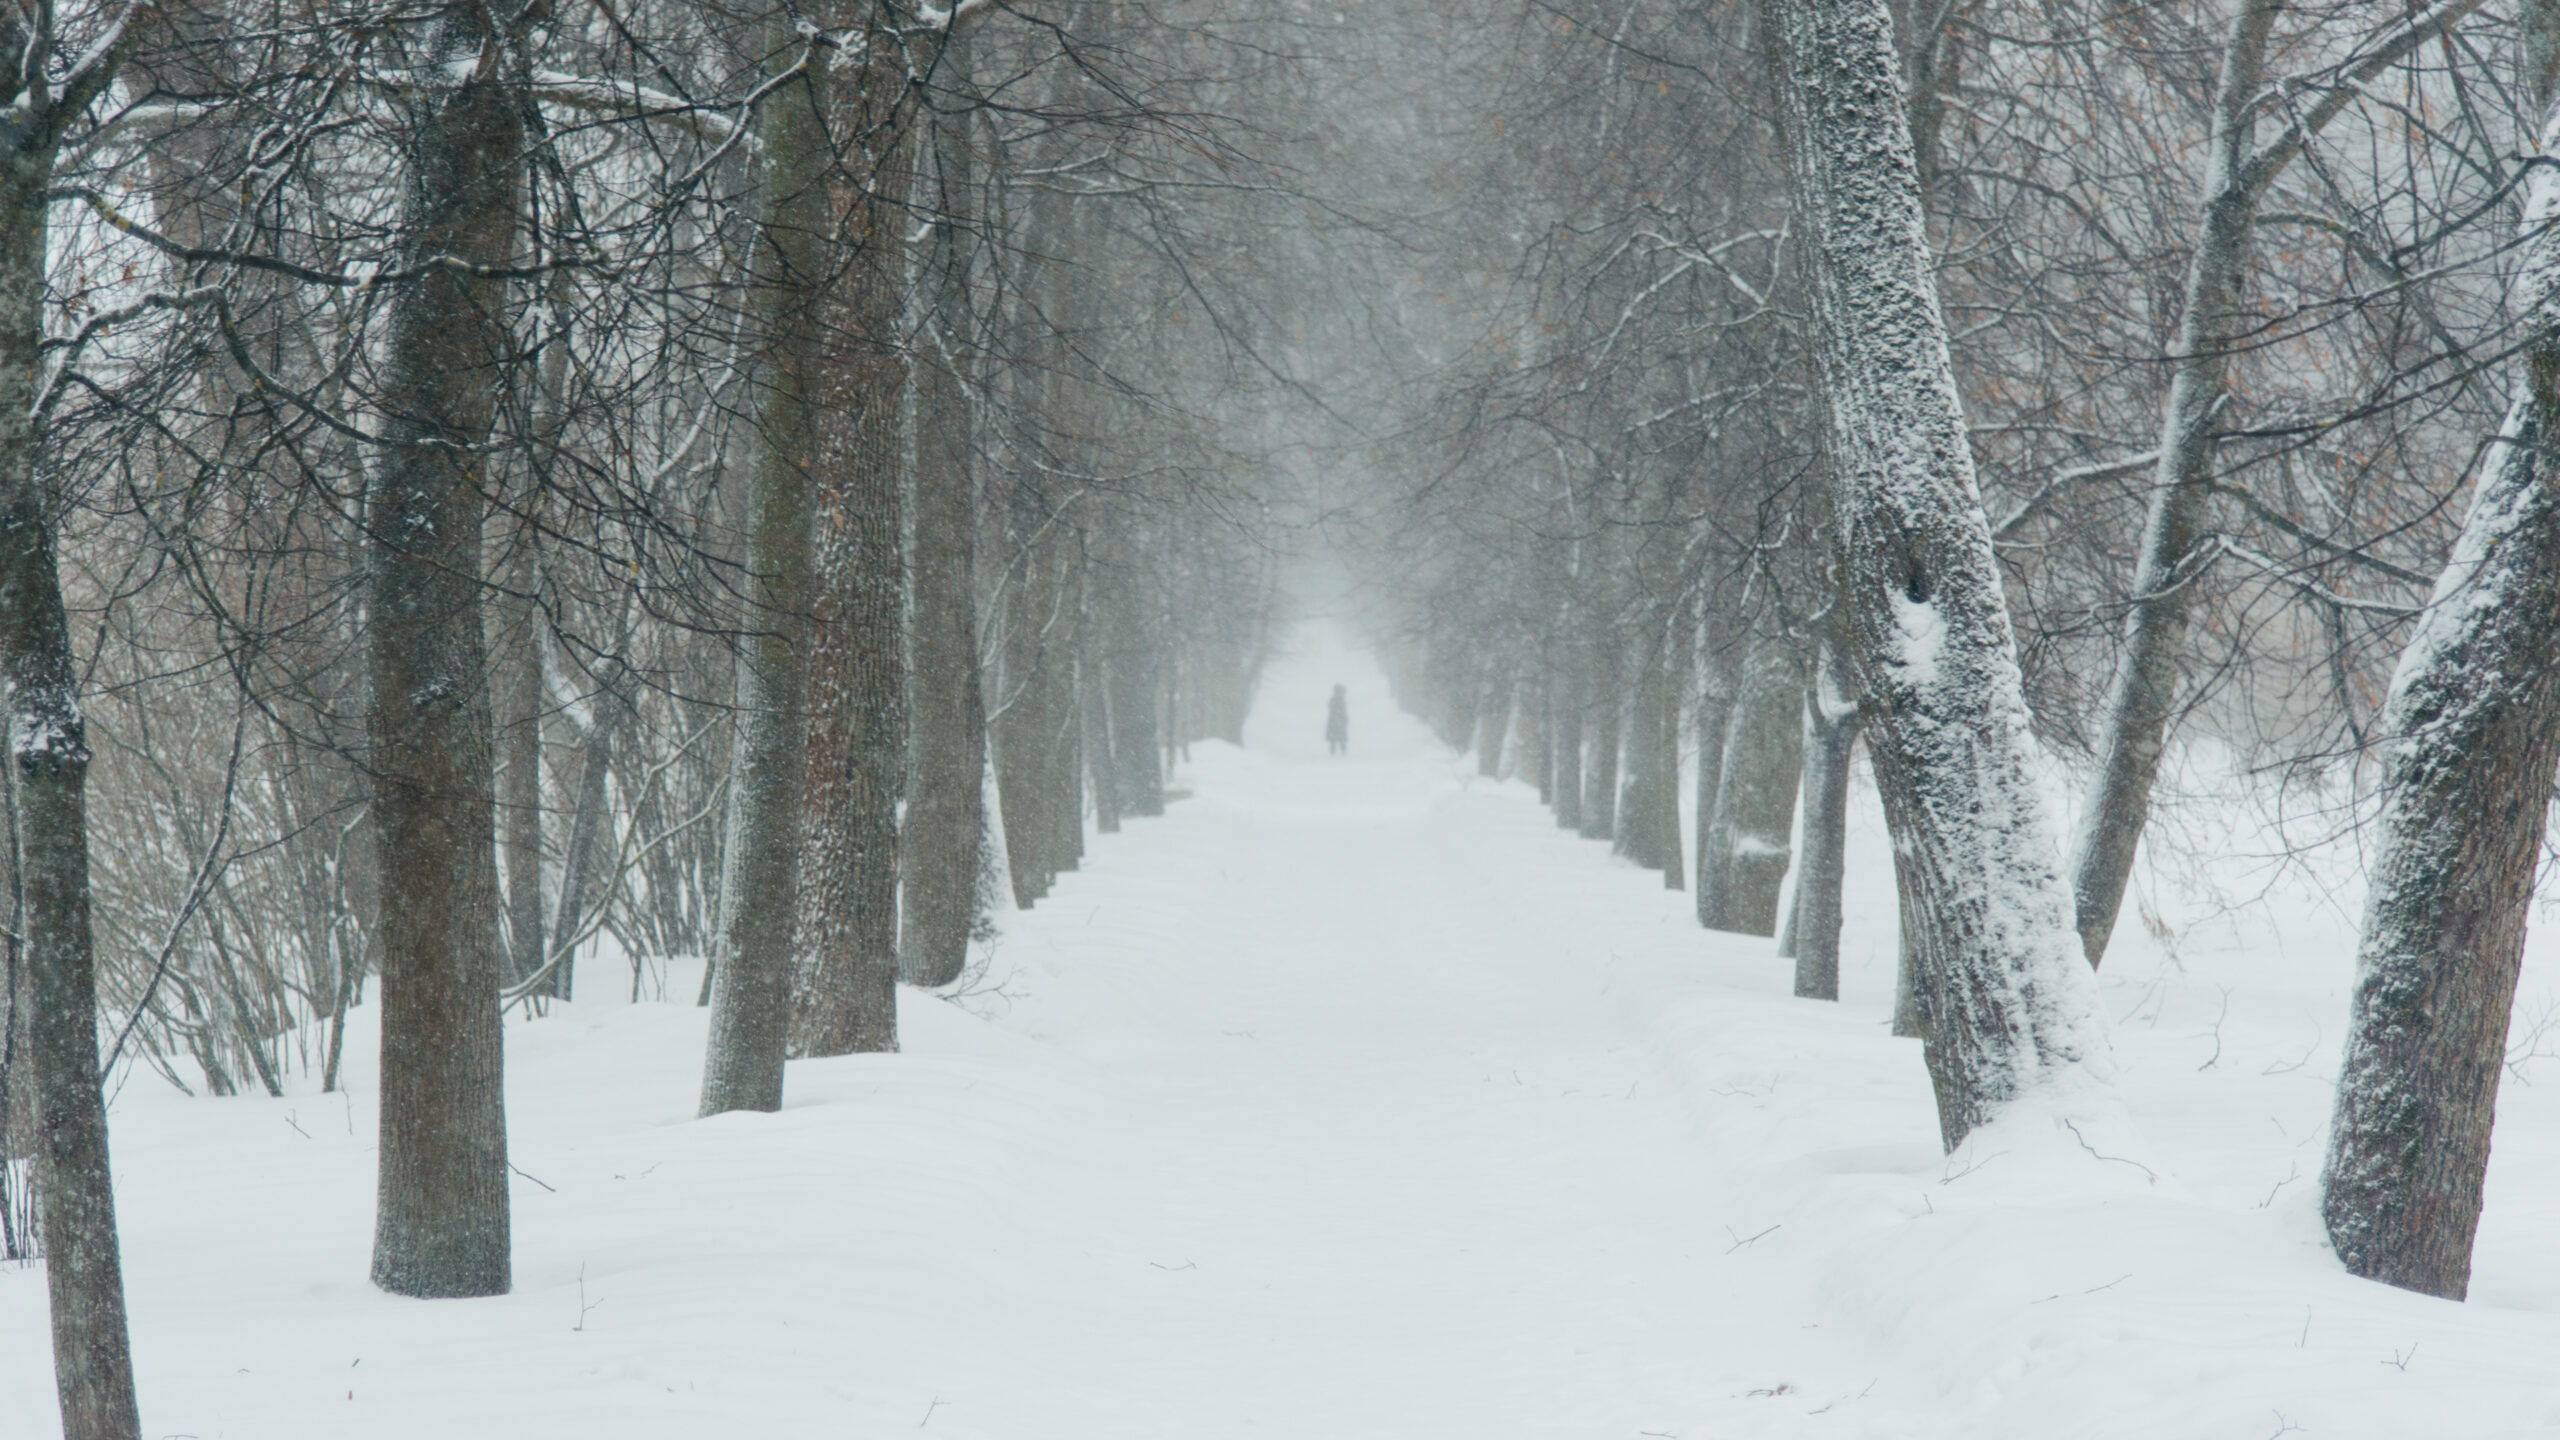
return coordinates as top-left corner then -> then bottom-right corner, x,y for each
7,625 -> 2560,1437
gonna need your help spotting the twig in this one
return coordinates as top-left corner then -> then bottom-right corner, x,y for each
1724,1224 -> 1781,1254
2259,1162 -> 2301,1209
2062,1118 -> 2157,1184
574,1264 -> 603,1331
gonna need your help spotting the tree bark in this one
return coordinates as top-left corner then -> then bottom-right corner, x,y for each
364,1 -> 521,1298
2319,70 -> 2560,1302
1762,0 -> 2110,1148
1692,611 -> 1734,924
700,25 -> 826,1117
1082,608 -> 1121,835
1475,670 -> 1512,778
899,35 -> 987,988
543,671 -> 629,1001
2064,0 -> 2277,970
896,47 -> 983,983
1698,648 -> 1802,935
1549,606 -> 1584,831
0,175 -> 141,1436
494,524 -> 544,990
1791,637 -> 1863,1000
1579,633 -> 1621,841
0,17 -> 147,1416
790,0 -> 919,1059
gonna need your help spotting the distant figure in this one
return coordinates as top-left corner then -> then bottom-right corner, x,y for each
1325,684 -> 1349,756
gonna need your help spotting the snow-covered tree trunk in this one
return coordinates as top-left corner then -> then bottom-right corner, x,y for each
2318,74 -> 2560,1303
0,168 -> 141,1440
1762,0 -> 2110,1147
364,1 -> 524,1298
2067,0 -> 2496,968
0,6 -> 147,1422
2063,0 -> 2276,970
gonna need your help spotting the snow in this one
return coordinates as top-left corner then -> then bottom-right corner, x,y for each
10,622 -> 2560,1436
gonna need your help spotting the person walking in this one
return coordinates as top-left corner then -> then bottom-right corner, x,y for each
1325,684 -> 1349,756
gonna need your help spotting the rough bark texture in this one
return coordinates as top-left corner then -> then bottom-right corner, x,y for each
1763,0 -> 2110,1148
2319,89 -> 2560,1302
365,3 -> 520,1298
1698,650 -> 1802,936
0,22 -> 144,1413
1791,639 -> 1864,1000
788,0 -> 919,1060
699,28 -> 825,1117
899,39 -> 987,988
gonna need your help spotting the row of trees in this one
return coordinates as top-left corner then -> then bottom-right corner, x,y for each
0,0 -> 1297,1431
1357,0 -> 2560,1305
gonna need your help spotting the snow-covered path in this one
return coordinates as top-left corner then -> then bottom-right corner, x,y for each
11,621 -> 2560,1437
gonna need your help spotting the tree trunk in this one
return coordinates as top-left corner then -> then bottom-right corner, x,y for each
2064,0 -> 2494,967
1698,649 -> 1802,936
1580,635 -> 1621,841
1529,661 -> 1553,803
1656,600 -> 1690,889
700,24 -> 826,1117
1763,0 -> 2110,1148
1692,613 -> 1734,924
899,35 -> 987,988
993,522 -> 1070,907
365,2 -> 521,1298
2064,0 -> 2277,970
543,674 -> 629,1001
790,2 -> 918,1060
0,143 -> 140,1431
1791,638 -> 1864,1000
1108,619 -> 1163,818
1083,614 -> 1122,835
1476,670 -> 1513,777
2319,66 -> 2560,1301
1614,613 -> 1679,879
1549,612 -> 1584,830
1891,913 -> 1925,1037
495,529 -> 544,990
